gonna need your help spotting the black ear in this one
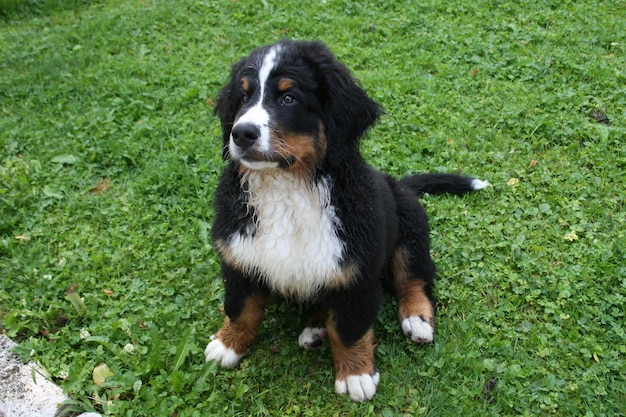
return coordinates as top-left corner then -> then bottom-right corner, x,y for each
215,59 -> 246,160
302,42 -> 382,167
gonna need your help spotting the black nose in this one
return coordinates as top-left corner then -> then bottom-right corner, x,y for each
231,123 -> 260,149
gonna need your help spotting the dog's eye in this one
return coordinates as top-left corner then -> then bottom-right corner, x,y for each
280,94 -> 297,106
241,93 -> 249,103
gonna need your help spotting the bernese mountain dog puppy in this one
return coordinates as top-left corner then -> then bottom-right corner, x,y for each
205,39 -> 489,402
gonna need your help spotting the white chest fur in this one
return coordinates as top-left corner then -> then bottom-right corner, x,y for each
227,171 -> 346,300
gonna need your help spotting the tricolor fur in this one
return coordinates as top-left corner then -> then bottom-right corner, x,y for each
205,39 -> 489,402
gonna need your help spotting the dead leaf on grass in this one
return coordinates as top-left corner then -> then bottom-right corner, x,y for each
92,177 -> 112,195
93,363 -> 114,386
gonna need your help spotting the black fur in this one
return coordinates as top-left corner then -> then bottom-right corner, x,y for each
400,173 -> 481,195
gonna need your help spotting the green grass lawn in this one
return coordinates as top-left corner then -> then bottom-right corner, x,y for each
1,0 -> 625,415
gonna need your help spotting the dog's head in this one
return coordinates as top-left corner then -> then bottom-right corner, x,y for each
215,40 -> 381,171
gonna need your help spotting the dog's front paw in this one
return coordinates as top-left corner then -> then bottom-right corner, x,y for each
334,371 -> 380,402
298,326 -> 327,350
204,335 -> 243,368
401,316 -> 434,343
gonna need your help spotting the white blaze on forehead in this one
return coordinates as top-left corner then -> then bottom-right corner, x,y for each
230,45 -> 282,160
257,45 -> 281,100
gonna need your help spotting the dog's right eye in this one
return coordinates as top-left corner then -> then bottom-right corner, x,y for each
280,94 -> 297,106
241,93 -> 249,103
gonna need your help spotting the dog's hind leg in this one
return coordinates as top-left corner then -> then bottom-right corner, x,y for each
298,309 -> 328,350
392,194 -> 437,343
393,249 -> 437,343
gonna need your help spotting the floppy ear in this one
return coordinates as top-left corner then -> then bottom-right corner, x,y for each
303,42 -> 382,168
215,59 -> 246,160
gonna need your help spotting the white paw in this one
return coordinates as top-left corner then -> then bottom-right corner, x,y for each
471,178 -> 491,190
298,327 -> 327,350
334,371 -> 380,402
204,335 -> 243,368
402,316 -> 434,343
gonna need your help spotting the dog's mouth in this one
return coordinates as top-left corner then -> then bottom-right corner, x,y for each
228,122 -> 322,172
228,120 -> 297,170
232,147 -> 295,170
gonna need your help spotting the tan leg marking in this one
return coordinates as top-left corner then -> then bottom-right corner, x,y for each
326,315 -> 376,380
396,280 -> 435,326
215,293 -> 270,355
392,248 -> 436,342
326,314 -> 379,401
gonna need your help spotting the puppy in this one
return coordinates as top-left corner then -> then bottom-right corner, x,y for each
205,39 -> 488,402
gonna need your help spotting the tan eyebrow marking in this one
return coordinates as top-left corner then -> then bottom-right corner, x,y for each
278,78 -> 295,92
241,77 -> 250,92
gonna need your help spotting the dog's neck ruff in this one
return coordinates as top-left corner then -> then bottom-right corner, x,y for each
227,170 -> 346,301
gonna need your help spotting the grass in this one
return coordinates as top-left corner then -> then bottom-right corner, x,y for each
1,0 -> 625,415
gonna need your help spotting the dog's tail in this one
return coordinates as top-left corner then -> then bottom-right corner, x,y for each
399,173 -> 490,196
